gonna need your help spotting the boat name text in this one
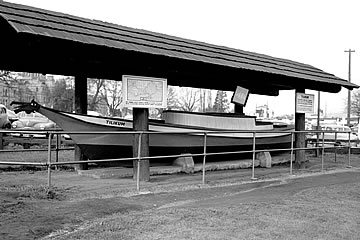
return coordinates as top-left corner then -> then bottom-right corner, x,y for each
106,120 -> 126,126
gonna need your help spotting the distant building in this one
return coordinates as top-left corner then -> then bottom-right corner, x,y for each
0,72 -> 55,108
256,104 -> 274,119
0,79 -> 17,107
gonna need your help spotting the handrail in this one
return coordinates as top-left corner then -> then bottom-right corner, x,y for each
0,128 -> 357,192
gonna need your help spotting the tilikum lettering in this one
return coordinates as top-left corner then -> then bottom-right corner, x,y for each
106,120 -> 126,126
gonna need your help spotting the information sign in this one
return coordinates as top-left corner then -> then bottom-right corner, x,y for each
231,86 -> 249,106
295,93 -> 314,114
122,75 -> 167,108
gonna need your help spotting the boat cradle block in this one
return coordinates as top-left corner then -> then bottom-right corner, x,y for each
256,151 -> 272,168
173,154 -> 195,173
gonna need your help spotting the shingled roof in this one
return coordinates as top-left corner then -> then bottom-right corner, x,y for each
0,1 -> 357,95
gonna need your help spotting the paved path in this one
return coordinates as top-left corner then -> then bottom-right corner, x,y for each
173,168 -> 360,208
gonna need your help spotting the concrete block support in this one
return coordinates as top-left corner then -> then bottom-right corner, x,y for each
173,154 -> 195,173
256,151 -> 272,168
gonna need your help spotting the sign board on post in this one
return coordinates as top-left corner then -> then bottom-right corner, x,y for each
231,86 -> 249,106
295,93 -> 314,114
122,75 -> 167,108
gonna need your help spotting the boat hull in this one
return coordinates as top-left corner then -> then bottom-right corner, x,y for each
65,124 -> 292,167
78,139 -> 292,167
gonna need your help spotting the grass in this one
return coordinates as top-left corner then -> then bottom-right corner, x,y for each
48,181 -> 360,240
1,135 -> 74,163
0,184 -> 64,200
0,150 -> 75,173
1,147 -> 360,239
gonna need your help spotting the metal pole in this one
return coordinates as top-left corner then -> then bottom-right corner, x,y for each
321,132 -> 325,172
251,132 -> 257,180
348,132 -> 351,167
290,132 -> 294,175
136,132 -> 142,192
347,87 -> 351,126
202,132 -> 207,185
47,133 -> 52,190
55,133 -> 60,170
334,131 -> 337,162
316,91 -> 321,156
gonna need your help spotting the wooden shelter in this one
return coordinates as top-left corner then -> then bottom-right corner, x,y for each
0,1 -> 358,179
0,1 -> 356,93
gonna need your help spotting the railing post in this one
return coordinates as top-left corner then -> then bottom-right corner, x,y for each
321,132 -> 325,172
348,132 -> 352,167
0,132 -> 3,150
334,131 -> 337,162
290,132 -> 294,175
202,132 -> 207,185
55,132 -> 60,170
315,124 -> 320,157
136,132 -> 142,192
47,132 -> 52,190
251,132 -> 257,180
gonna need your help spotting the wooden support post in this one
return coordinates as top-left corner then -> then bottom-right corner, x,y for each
234,104 -> 244,115
74,75 -> 88,171
295,89 -> 306,168
132,108 -> 150,181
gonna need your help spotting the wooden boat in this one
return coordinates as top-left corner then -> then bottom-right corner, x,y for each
11,101 -> 293,166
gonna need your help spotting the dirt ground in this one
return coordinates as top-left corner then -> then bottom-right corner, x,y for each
1,153 -> 360,240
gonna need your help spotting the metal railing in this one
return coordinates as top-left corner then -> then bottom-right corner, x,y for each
0,128 -> 357,191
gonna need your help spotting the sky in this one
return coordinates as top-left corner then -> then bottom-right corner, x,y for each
5,0 -> 360,117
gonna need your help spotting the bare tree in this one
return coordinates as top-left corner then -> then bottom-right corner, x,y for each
0,71 -> 18,85
199,89 -> 214,112
206,89 -> 214,112
155,86 -> 179,118
167,86 -> 179,110
52,79 -> 74,112
0,70 -> 11,82
87,78 -> 105,111
100,80 -> 123,116
213,90 -> 229,113
351,89 -> 360,116
178,87 -> 200,112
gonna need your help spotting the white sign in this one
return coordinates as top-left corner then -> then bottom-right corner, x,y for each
295,93 -> 314,114
122,75 -> 167,108
231,86 -> 249,106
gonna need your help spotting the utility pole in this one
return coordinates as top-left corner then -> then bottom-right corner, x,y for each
345,49 -> 355,126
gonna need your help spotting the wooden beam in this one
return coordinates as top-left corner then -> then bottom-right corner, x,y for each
74,75 -> 88,171
294,89 -> 306,168
234,104 -> 244,115
132,108 -> 150,181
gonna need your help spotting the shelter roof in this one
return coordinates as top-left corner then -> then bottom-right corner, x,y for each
0,1 -> 357,95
